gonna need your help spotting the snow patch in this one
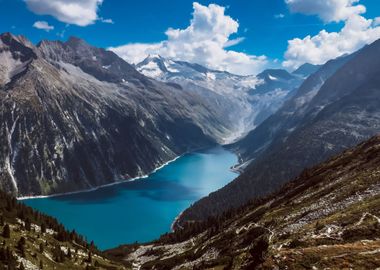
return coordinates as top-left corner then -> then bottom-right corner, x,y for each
268,74 -> 278,81
206,72 -> 216,80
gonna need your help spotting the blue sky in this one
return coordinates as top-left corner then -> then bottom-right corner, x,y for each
0,0 -> 379,75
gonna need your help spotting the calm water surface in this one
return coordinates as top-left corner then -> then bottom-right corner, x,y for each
24,147 -> 237,250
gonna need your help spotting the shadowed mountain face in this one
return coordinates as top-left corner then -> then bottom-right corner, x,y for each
107,135 -> 380,270
136,55 -> 310,143
230,53 -> 354,167
292,62 -> 321,77
178,38 -> 380,223
0,33 -> 232,197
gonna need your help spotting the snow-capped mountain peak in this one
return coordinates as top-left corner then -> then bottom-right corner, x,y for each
136,56 -> 307,143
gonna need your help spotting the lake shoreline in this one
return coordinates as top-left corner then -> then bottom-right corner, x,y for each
18,144 -> 228,201
17,154 -> 183,201
22,146 -> 238,249
170,165 -> 240,232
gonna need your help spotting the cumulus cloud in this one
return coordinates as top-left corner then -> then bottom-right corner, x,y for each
33,21 -> 54,32
25,0 -> 103,26
109,2 -> 267,76
283,1 -> 380,69
285,0 -> 366,22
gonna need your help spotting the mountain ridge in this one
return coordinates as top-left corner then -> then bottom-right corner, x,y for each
0,33 -> 232,197
177,37 -> 380,223
136,55 -> 309,141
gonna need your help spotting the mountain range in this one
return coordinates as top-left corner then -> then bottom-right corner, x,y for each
0,32 -> 234,197
177,38 -> 380,224
0,31 -> 379,269
136,55 -> 312,142
0,32 -> 317,197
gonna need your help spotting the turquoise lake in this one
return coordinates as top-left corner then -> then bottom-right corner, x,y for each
23,147 -> 238,250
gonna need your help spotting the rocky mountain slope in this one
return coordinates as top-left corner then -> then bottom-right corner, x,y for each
231,53 -> 354,168
178,38 -> 380,222
0,189 -> 125,269
136,55 -> 309,142
107,135 -> 380,270
0,32 -> 232,197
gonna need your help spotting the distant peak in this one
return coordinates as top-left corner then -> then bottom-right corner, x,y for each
37,39 -> 62,47
0,32 -> 33,48
0,32 -> 16,39
65,36 -> 89,48
258,69 -> 293,80
143,54 -> 166,63
137,54 -> 168,72
147,54 -> 163,59
292,63 -> 321,77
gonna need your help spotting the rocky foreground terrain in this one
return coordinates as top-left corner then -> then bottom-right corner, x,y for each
106,135 -> 380,269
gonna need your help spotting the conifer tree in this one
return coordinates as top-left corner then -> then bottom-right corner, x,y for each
40,223 -> 46,234
3,224 -> 10,238
25,218 -> 31,231
17,237 -> 26,258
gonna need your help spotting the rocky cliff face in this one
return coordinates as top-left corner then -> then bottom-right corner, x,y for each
107,135 -> 380,270
179,38 -> 380,222
0,33 -> 231,197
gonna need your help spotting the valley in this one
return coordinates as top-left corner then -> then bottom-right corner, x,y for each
22,147 -> 237,250
107,135 -> 380,270
0,0 -> 380,266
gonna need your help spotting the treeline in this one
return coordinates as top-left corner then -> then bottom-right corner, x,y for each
0,190 -> 93,247
0,190 -> 101,268
157,196 -> 270,245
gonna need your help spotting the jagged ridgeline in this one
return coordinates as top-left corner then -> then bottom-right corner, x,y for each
0,190 -> 125,269
0,32 -> 233,197
136,55 -> 312,140
106,135 -> 380,269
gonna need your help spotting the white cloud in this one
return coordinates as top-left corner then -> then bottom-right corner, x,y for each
100,17 -> 114,24
25,0 -> 103,26
33,21 -> 54,31
283,1 -> 380,69
274,13 -> 285,19
285,0 -> 366,22
112,43 -> 163,65
374,17 -> 380,26
224,37 -> 245,47
109,2 -> 267,76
